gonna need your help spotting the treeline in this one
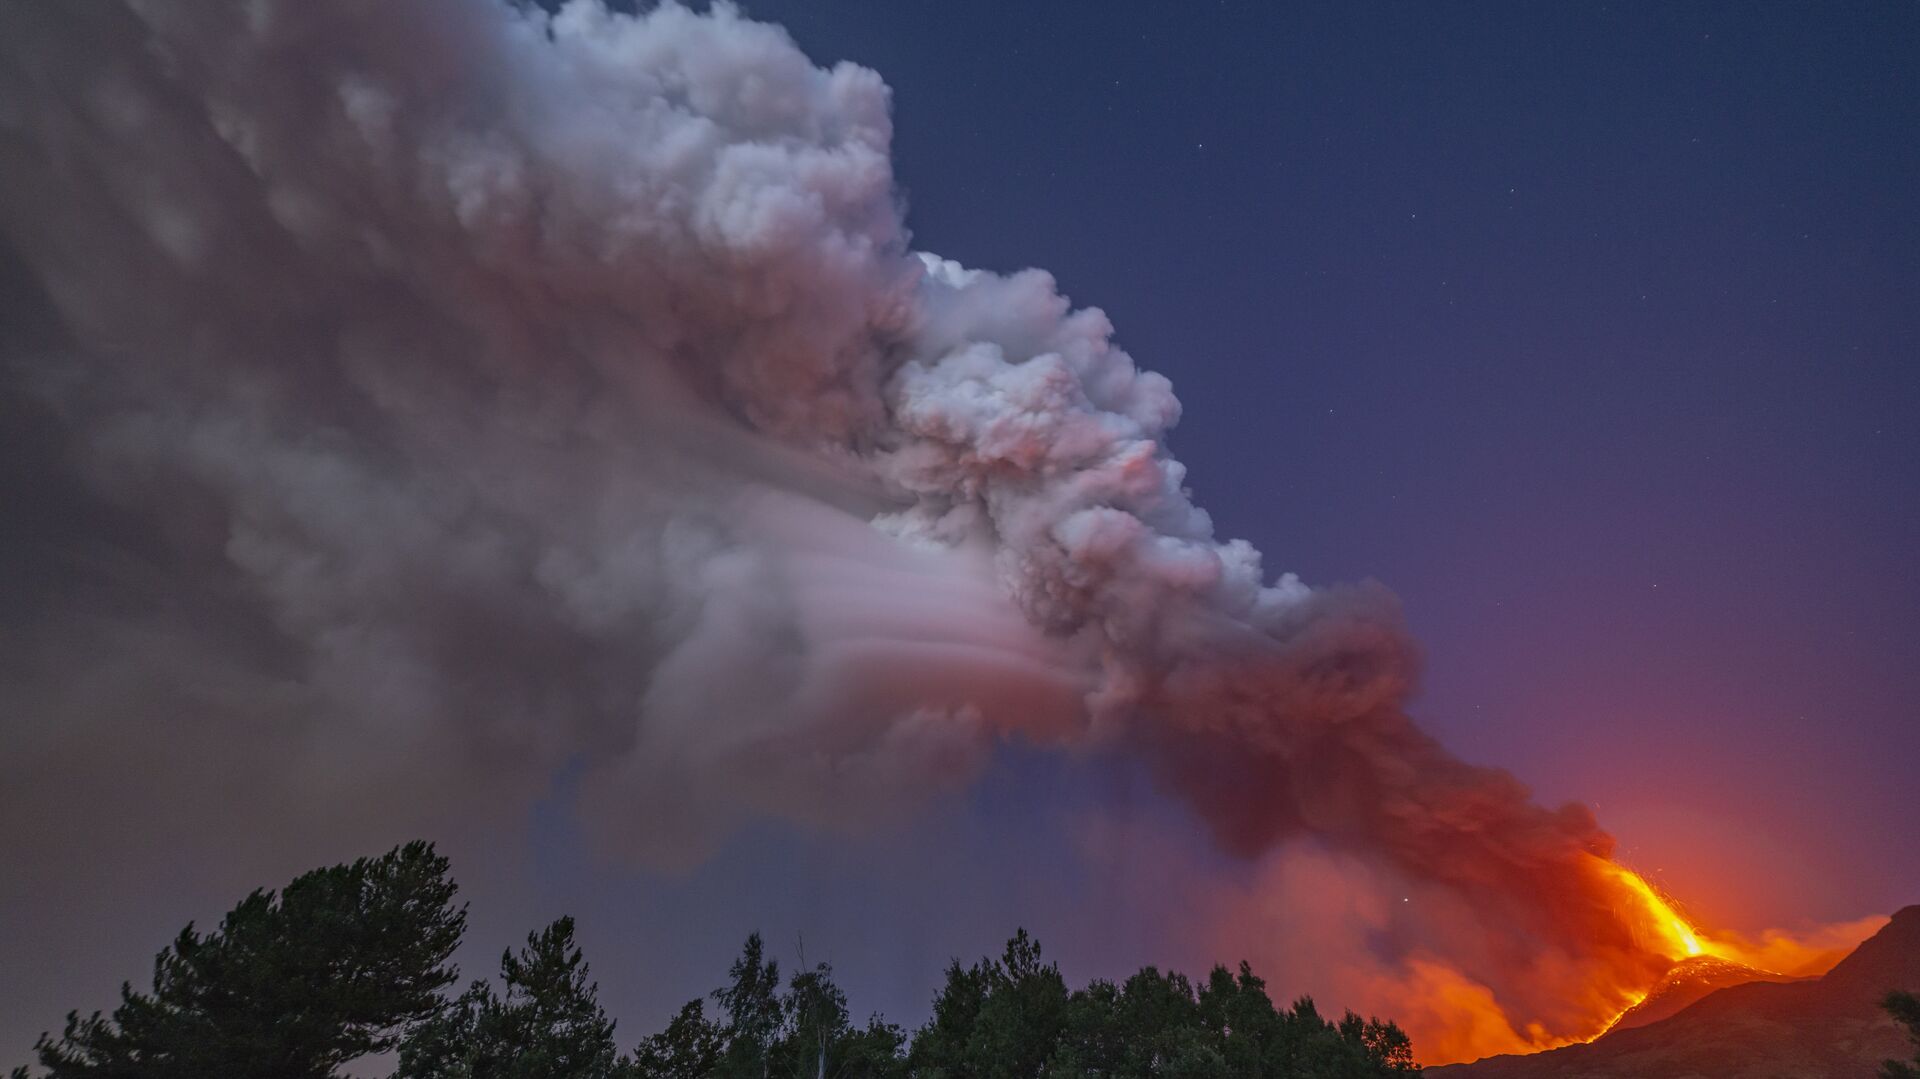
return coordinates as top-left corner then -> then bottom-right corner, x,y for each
13,842 -> 1418,1079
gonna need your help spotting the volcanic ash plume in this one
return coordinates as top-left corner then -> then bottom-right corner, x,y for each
0,0 -> 1875,1059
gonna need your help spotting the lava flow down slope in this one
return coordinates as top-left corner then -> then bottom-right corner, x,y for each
1432,904 -> 1920,1078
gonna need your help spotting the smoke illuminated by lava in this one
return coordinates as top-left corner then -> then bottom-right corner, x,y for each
1586,862 -> 1873,1029
0,0 -> 1882,1063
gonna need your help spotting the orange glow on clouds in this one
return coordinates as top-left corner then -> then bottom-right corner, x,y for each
1403,858 -> 1887,1065
1216,849 -> 1885,1067
1597,857 -> 1884,977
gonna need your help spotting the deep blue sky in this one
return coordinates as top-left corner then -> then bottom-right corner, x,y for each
743,0 -> 1920,916
524,0 -> 1920,1031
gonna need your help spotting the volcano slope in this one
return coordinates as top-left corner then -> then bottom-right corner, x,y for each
1607,955 -> 1797,1033
1432,905 -> 1920,1078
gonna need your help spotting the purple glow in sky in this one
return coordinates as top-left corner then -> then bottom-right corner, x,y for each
1,0 -> 1915,1067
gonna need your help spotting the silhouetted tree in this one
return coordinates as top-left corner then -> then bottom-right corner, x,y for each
908,957 -> 991,1079
717,933 -> 786,1079
767,957 -> 908,1079
19,841 -> 463,1079
835,1017 -> 910,1079
1332,1010 -> 1416,1076
397,915 -> 629,1078
1050,977 -> 1127,1079
978,929 -> 1072,1079
1047,957 -> 1413,1079
1197,962 -> 1283,1075
775,962 -> 851,1079
908,930 -> 1071,1079
1052,968 -> 1224,1079
12,848 -> 1422,1079
635,999 -> 727,1079
1271,997 -> 1415,1078
1885,990 -> 1920,1079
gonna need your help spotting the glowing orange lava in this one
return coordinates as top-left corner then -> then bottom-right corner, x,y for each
1599,860 -> 1710,963
1577,861 -> 1884,1045
1407,857 -> 1886,1060
1579,860 -> 1706,1040
1254,852 -> 1886,1067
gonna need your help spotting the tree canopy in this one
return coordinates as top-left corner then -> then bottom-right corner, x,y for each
397,915 -> 626,1079
20,841 -> 463,1079
14,843 -> 1418,1079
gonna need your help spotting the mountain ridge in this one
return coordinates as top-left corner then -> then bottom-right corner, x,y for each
1430,905 -> 1920,1079
1606,955 -> 1797,1033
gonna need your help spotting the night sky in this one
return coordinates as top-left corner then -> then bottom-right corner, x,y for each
547,0 -> 1920,1025
3,0 -> 1918,1062
736,0 -> 1920,916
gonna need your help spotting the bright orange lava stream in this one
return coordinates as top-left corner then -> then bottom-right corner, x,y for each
1586,862 -> 1715,1037
1401,857 -> 1884,1065
1603,861 -> 1711,963
1587,861 -> 1791,1040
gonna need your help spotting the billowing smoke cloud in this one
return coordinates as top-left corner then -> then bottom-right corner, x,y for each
2,0 -> 1093,867
0,0 -> 1869,1061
